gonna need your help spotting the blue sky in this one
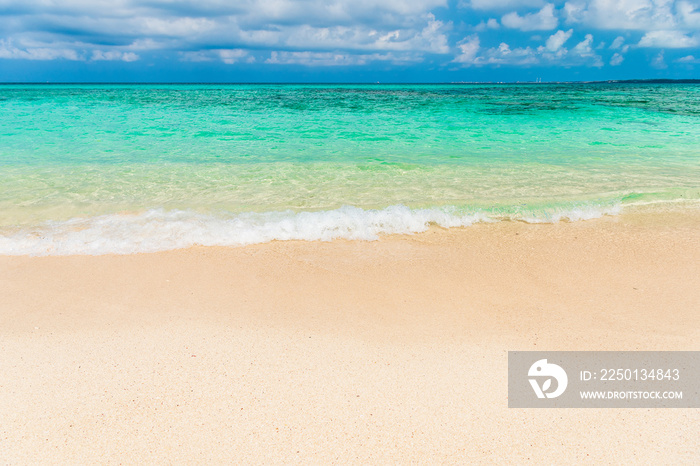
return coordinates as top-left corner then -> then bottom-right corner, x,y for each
1,0 -> 699,82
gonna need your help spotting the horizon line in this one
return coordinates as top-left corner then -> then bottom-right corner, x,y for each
1,79 -> 700,85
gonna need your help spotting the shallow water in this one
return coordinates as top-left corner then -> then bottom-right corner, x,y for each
1,83 -> 699,254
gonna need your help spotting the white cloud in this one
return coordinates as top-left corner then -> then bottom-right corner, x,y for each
572,33 -> 593,53
135,16 -> 216,37
280,15 -> 450,54
396,14 -> 450,53
180,49 -> 254,64
562,0 -> 700,33
488,42 -> 539,64
0,0 -> 450,64
126,39 -> 169,51
475,18 -> 500,30
179,51 -> 214,62
638,30 -> 700,48
541,32 -> 603,66
453,34 -> 481,63
217,49 -> 249,64
461,0 -> 547,10
91,50 -> 139,62
502,4 -> 558,31
487,18 -> 501,29
0,40 -> 82,60
469,42 -> 540,65
608,35 -> 631,53
265,51 -> 420,66
609,36 -> 625,49
266,51 -> 358,66
454,31 -> 603,67
563,0 -> 667,30
651,50 -> 667,68
1,0 -> 448,26
676,54 -> 700,63
3,0 -> 700,71
677,1 -> 700,28
609,52 -> 624,65
545,29 -> 573,52
570,33 -> 602,66
238,0 -> 447,24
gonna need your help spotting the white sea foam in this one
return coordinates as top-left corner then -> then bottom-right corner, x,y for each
517,203 -> 622,223
0,204 -> 622,256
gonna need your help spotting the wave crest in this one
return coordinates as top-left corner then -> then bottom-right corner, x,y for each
0,204 -> 621,256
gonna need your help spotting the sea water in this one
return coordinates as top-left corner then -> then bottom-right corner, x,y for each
1,83 -> 699,255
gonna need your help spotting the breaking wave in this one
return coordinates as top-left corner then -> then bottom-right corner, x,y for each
0,203 -> 624,256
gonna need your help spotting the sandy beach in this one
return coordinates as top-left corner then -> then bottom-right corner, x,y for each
1,210 -> 699,463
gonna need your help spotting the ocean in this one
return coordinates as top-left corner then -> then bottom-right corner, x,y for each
1,83 -> 699,255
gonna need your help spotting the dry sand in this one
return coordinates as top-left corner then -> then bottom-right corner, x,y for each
1,211 -> 699,463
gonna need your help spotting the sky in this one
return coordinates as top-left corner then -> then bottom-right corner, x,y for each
1,0 -> 699,82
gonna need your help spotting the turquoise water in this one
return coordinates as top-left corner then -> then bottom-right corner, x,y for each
1,83 -> 699,255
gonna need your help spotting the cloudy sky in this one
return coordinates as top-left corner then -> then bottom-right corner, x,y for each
1,0 -> 699,81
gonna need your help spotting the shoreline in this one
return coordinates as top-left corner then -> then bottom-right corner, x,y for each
1,210 -> 698,462
1,201 -> 699,257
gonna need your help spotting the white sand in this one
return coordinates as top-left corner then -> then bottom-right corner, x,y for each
1,211 -> 699,463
